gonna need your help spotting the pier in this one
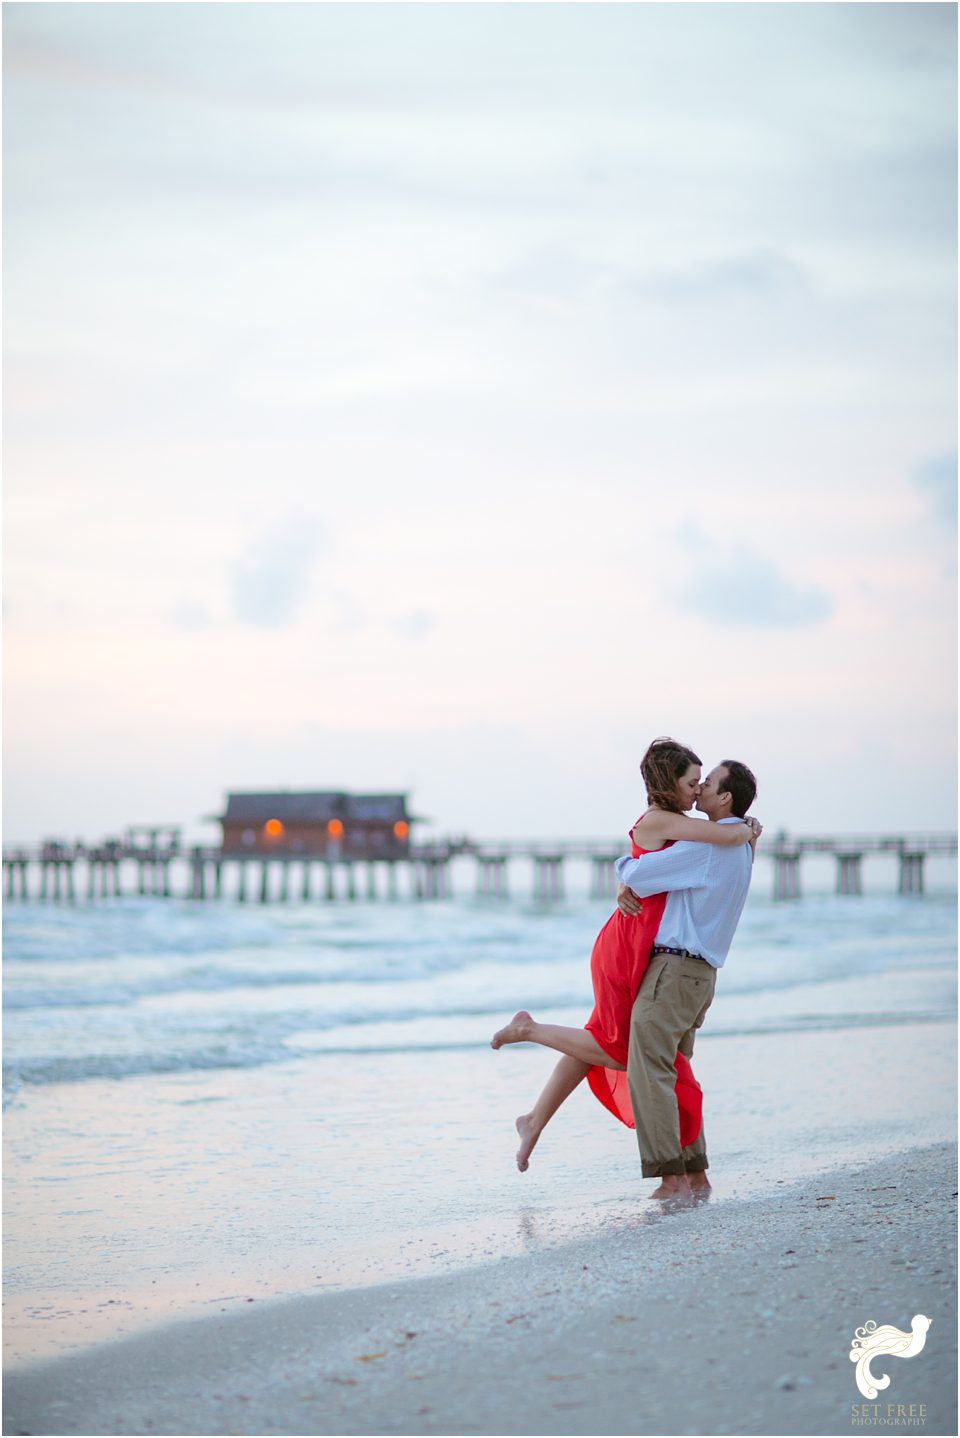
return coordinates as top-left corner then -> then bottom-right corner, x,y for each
765,832 -> 956,899
1,832 -> 955,904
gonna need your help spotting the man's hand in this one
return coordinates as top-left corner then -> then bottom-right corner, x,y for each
617,883 -> 643,917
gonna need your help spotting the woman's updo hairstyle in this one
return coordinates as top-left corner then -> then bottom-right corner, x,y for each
640,736 -> 702,815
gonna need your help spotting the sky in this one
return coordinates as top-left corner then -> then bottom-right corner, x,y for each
3,0 -> 957,847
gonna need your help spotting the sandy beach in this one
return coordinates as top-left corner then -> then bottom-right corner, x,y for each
4,1138 -> 956,1437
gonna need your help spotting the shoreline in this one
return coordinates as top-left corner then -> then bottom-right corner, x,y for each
4,1140 -> 956,1438
3,1020 -> 955,1373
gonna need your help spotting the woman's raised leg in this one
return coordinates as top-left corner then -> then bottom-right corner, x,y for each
514,1054 -> 590,1171
491,1010 -> 625,1070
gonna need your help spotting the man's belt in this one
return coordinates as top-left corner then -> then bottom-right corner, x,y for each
651,944 -> 710,964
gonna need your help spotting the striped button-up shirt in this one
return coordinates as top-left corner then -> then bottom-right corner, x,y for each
614,819 -> 753,969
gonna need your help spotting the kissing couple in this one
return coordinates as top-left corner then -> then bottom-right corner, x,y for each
492,736 -> 760,1199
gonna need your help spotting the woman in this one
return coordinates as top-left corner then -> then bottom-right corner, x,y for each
490,737 -> 759,1172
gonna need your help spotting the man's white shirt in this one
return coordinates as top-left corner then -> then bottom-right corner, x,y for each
614,817 -> 753,969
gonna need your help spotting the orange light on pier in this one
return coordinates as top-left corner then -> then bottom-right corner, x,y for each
327,819 -> 344,839
264,819 -> 285,838
393,821 -> 409,840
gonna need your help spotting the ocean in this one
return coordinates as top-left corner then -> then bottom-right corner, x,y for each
3,856 -> 957,1368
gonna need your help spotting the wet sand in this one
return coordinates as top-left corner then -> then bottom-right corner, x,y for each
5,1016 -> 955,1372
4,1140 -> 956,1437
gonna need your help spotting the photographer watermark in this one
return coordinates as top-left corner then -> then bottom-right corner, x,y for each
849,1315 -> 931,1427
851,1403 -> 927,1428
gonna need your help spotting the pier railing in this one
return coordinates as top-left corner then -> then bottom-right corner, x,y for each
2,832 -> 956,903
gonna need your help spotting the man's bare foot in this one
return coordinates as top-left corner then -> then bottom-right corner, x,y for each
515,1113 -> 541,1172
687,1171 -> 711,1194
649,1173 -> 692,1200
491,1011 -> 534,1049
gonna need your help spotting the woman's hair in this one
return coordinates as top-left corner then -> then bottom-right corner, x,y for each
640,736 -> 703,814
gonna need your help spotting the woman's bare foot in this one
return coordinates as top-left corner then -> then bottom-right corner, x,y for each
491,1011 -> 534,1049
649,1173 -> 691,1200
514,1113 -> 542,1171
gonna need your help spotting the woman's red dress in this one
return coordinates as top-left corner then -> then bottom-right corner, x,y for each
583,817 -> 703,1148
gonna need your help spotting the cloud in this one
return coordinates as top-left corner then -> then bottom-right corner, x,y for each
676,541 -> 834,628
393,611 -> 436,640
228,515 -> 323,627
910,451 -> 957,527
169,599 -> 213,632
620,249 -> 814,309
493,247 -> 609,303
491,245 -> 814,312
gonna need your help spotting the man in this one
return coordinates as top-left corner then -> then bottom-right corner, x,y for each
615,760 -> 760,1200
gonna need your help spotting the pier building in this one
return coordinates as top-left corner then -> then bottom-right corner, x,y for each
211,791 -> 417,860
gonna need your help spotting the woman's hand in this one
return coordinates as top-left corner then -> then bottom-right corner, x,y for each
617,883 -> 643,917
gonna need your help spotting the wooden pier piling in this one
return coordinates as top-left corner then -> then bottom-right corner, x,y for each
590,855 -> 619,900
773,850 -> 801,901
191,850 -> 206,901
898,851 -> 925,895
836,853 -> 863,895
477,856 -> 508,898
533,856 -> 564,902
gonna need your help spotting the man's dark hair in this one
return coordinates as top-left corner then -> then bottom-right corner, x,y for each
718,760 -> 757,818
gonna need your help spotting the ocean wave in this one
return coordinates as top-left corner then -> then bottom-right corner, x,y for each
2,989 -> 139,1010
3,1006 -> 949,1108
4,945 -> 954,1015
2,1043 -> 289,1106
4,891 -> 954,1110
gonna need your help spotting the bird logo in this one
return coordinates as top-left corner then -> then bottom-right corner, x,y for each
849,1315 -> 932,1399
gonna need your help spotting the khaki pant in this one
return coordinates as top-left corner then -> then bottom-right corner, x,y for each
627,952 -> 717,1178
